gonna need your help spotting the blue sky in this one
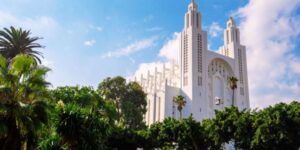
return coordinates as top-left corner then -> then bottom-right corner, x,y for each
0,0 -> 299,108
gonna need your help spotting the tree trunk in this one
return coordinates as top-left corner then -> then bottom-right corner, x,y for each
179,110 -> 182,119
232,89 -> 235,106
21,141 -> 27,150
190,136 -> 199,150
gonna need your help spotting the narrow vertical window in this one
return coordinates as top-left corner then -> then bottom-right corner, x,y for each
158,97 -> 161,121
192,13 -> 194,26
197,34 -> 202,73
198,76 -> 202,86
236,29 -> 239,43
226,30 -> 229,44
238,49 -> 244,84
187,14 -> 189,28
184,34 -> 188,74
153,96 -> 156,122
147,99 -> 150,123
240,87 -> 244,95
172,98 -> 175,118
196,13 -> 199,28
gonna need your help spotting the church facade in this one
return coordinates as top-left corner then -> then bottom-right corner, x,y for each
134,0 -> 250,125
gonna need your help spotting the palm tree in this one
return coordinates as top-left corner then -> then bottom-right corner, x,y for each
228,76 -> 238,106
0,55 -> 50,150
0,26 -> 44,64
173,95 -> 186,119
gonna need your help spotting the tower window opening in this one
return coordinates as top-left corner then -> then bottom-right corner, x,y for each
226,30 -> 229,44
197,34 -> 202,73
158,97 -> 161,121
187,14 -> 189,28
198,76 -> 202,86
240,87 -> 244,95
238,49 -> 244,84
197,13 -> 199,27
184,34 -> 188,73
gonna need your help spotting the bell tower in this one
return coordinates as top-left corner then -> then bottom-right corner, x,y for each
180,0 -> 208,120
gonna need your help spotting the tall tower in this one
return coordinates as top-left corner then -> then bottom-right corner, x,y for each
180,0 -> 208,120
222,17 -> 250,109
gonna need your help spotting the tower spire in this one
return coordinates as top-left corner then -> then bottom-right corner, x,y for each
188,0 -> 198,10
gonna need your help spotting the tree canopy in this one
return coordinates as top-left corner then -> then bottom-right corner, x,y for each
0,26 -> 44,64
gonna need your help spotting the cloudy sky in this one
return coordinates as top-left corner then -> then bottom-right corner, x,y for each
0,0 -> 299,108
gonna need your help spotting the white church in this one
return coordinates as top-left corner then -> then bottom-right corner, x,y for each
133,0 -> 250,125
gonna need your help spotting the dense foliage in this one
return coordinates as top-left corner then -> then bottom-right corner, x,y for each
98,76 -> 147,130
0,27 -> 299,150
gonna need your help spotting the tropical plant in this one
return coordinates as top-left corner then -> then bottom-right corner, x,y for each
173,95 -> 186,119
0,55 -> 50,149
50,86 -> 100,108
56,103 -> 111,150
0,26 -> 44,64
228,76 -> 238,106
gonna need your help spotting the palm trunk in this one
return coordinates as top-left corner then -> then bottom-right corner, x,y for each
179,110 -> 182,119
232,89 -> 235,106
21,141 -> 27,150
190,136 -> 199,150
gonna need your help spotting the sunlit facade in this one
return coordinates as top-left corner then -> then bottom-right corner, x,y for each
134,0 -> 249,125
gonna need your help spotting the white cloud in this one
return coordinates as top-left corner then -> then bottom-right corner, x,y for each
208,22 -> 223,37
289,59 -> 300,75
237,0 -> 300,108
159,32 -> 181,62
42,58 -> 54,68
84,40 -> 96,46
0,11 -> 57,35
131,32 -> 180,80
102,37 -> 157,58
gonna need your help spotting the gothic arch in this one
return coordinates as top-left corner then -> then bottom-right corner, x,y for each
207,58 -> 234,112
208,58 -> 234,78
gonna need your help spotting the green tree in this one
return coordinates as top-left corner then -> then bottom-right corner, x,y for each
228,76 -> 238,106
0,27 -> 44,64
98,76 -> 147,129
251,102 -> 300,150
56,103 -> 111,150
50,86 -> 100,108
122,82 -> 147,129
173,95 -> 186,119
177,116 -> 209,150
202,119 -> 222,150
51,86 -> 117,125
203,107 -> 254,149
0,55 -> 50,150
98,76 -> 127,122
148,118 -> 180,149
